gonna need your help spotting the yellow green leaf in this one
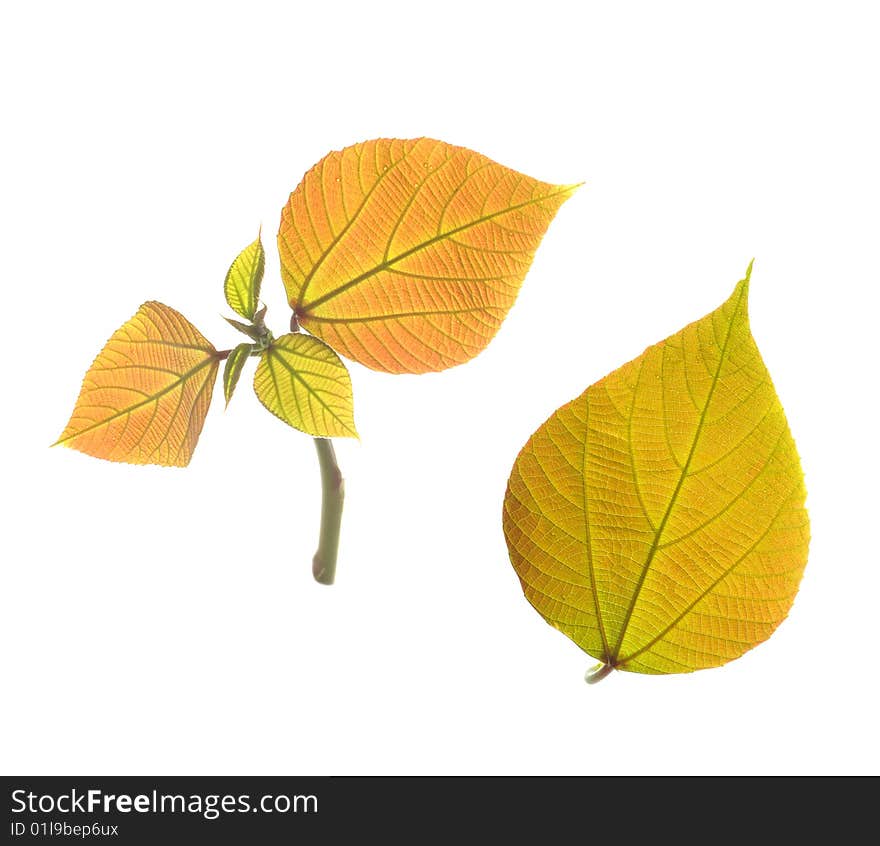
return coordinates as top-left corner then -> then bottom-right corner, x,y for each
503,264 -> 810,678
278,137 -> 579,374
254,333 -> 357,438
223,342 -> 253,407
55,302 -> 219,466
224,315 -> 263,340
224,231 -> 265,320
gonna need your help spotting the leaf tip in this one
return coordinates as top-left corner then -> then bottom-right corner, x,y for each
730,259 -> 755,307
742,258 -> 755,292
336,421 -> 360,440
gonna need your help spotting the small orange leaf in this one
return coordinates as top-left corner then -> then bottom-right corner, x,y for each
278,137 -> 578,374
56,302 -> 219,466
503,265 -> 810,678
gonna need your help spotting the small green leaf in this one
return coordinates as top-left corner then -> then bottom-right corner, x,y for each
224,315 -> 266,342
224,232 -> 264,320
254,334 -> 358,438
223,342 -> 253,407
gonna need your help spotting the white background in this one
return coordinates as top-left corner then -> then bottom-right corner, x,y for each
2,1 -> 878,775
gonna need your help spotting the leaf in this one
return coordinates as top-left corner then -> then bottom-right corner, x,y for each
503,265 -> 810,678
223,342 -> 253,407
224,232 -> 265,320
224,316 -> 261,339
278,137 -> 579,374
253,333 -> 357,438
55,302 -> 219,466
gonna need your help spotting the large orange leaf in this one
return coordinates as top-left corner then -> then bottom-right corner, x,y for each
278,137 -> 578,374
503,265 -> 810,679
56,302 -> 219,466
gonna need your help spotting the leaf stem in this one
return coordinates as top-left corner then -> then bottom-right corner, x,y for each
585,662 -> 614,685
312,438 -> 345,585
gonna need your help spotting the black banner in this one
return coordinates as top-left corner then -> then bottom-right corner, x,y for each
2,776 -> 591,841
1,774 -> 844,842
4,779 -> 335,842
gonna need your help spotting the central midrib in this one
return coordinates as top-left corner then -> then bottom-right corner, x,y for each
298,186 -> 575,313
55,354 -> 217,444
608,284 -> 746,663
581,397 -> 613,663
